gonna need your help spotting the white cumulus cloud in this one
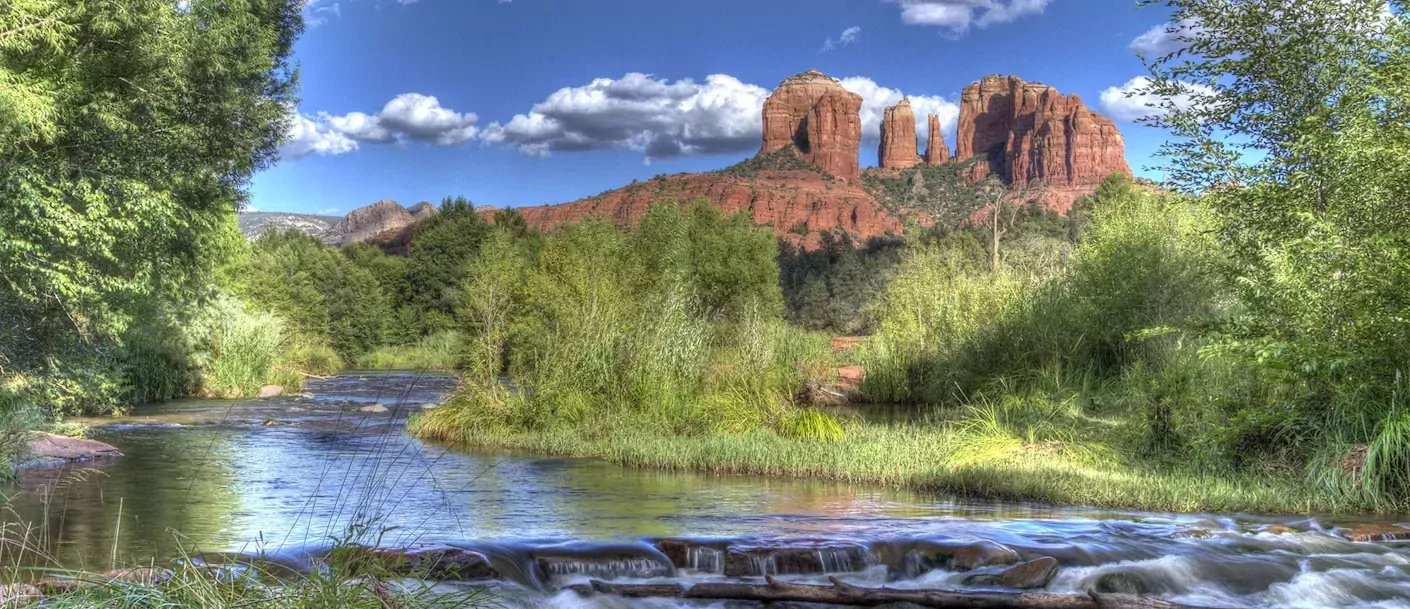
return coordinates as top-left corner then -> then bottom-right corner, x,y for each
889,0 -> 1054,36
479,73 -> 769,161
280,94 -> 479,161
839,77 -> 960,151
1099,76 -> 1214,122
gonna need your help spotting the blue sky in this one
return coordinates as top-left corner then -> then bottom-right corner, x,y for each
251,0 -> 1186,216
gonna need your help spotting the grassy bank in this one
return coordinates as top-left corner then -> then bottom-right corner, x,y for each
411,403 -> 1350,515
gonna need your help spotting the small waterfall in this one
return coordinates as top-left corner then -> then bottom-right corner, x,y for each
816,547 -> 860,574
537,556 -> 672,580
685,546 -> 723,573
749,553 -> 778,576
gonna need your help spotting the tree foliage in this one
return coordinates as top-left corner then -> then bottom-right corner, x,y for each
0,0 -> 301,409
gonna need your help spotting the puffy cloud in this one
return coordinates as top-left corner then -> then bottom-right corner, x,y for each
479,73 -> 769,161
820,25 -> 862,53
1099,76 -> 1215,122
889,0 -> 1053,36
483,73 -> 960,163
1129,18 -> 1202,57
838,77 -> 960,148
280,94 -> 479,160
282,113 -> 358,160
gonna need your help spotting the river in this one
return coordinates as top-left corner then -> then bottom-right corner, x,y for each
4,371 -> 1409,608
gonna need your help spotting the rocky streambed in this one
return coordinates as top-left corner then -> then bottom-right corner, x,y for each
2,372 -> 1408,608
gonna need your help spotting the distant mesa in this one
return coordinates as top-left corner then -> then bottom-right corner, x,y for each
237,200 -> 436,247
243,71 -> 1132,250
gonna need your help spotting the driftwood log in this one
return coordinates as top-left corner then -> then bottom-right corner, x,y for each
566,575 -> 1222,609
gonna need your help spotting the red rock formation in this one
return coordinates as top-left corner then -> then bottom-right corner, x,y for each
955,75 -> 1131,211
760,70 -> 863,182
925,114 -> 950,166
878,99 -> 920,169
323,200 -> 415,246
495,170 -> 904,249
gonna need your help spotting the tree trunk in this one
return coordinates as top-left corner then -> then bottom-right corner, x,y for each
566,576 -> 1223,609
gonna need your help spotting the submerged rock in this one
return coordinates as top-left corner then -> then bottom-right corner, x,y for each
257,385 -> 283,399
962,556 -> 1058,589
26,432 -> 122,465
359,404 -> 389,414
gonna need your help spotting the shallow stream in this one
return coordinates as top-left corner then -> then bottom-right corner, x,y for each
5,371 -> 1410,608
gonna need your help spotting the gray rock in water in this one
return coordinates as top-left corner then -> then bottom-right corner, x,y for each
359,404 -> 389,413
257,385 -> 283,399
962,556 -> 1058,589
420,403 -> 439,410
296,392 -> 315,400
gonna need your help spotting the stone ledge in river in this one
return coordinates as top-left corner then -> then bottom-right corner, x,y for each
1334,523 -> 1410,542
722,543 -> 871,576
24,432 -> 122,467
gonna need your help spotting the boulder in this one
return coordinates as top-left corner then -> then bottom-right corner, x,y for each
0,582 -> 40,606
27,433 -> 122,464
954,74 -> 1131,212
367,546 -> 499,581
878,98 -> 920,169
761,70 -> 863,182
962,556 -> 1058,589
925,113 -> 950,166
257,385 -> 283,399
359,404 -> 389,414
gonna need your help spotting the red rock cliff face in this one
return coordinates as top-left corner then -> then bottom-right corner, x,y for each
878,99 -> 921,169
925,114 -> 950,166
760,70 -> 863,182
955,75 -> 1131,210
498,171 -> 904,249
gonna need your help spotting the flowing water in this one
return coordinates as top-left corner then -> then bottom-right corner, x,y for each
5,371 -> 1410,608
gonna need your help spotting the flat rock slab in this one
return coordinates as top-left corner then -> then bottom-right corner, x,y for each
27,432 -> 122,464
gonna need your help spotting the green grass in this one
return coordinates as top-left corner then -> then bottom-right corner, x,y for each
412,402 -> 1358,515
356,331 -> 465,371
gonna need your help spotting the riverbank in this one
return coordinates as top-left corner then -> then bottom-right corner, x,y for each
410,412 -> 1358,515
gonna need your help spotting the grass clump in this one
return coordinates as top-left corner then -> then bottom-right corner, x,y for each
357,331 -> 466,372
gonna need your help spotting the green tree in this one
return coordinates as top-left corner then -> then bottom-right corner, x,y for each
0,0 -> 301,409
1141,1 -> 1410,404
457,230 -> 522,382
405,197 -> 492,334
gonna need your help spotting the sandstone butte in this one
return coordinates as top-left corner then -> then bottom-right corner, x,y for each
878,98 -> 921,169
955,74 -> 1131,212
463,71 -> 1131,249
761,70 -> 865,182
